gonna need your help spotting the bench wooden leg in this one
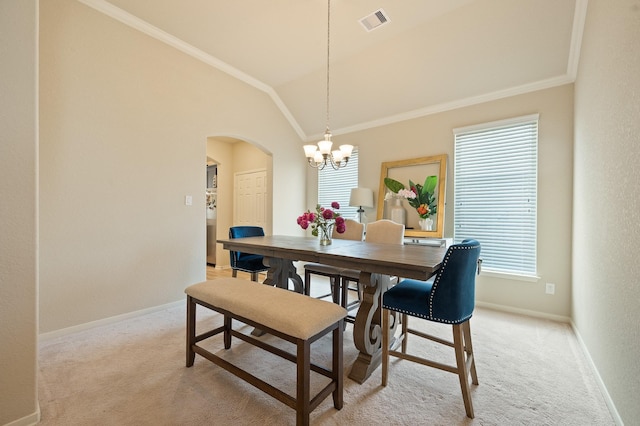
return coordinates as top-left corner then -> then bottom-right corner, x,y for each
333,320 -> 344,409
296,339 -> 311,426
224,315 -> 232,349
186,296 -> 196,367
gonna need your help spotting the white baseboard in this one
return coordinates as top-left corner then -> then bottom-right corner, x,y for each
39,300 -> 183,342
3,405 -> 39,426
570,322 -> 623,426
475,300 -> 571,323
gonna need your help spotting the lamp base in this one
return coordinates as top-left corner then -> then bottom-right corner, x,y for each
354,207 -> 367,224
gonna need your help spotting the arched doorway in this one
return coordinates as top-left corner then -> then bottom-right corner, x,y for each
206,136 -> 273,269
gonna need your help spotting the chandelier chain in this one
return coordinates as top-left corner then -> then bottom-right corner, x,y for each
325,0 -> 331,134
302,0 -> 352,170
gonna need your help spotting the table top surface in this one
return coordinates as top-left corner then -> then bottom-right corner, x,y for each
219,235 -> 448,280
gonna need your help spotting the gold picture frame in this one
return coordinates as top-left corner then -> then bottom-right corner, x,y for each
376,154 -> 447,238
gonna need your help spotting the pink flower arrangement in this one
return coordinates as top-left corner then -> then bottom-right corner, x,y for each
297,201 -> 346,237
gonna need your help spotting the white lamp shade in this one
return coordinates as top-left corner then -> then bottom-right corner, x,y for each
317,140 -> 333,154
349,187 -> 374,208
303,145 -> 318,158
339,144 -> 354,157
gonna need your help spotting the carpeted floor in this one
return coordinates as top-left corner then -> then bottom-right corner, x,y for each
38,284 -> 614,425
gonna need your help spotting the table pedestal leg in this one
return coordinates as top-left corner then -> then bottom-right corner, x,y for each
349,272 -> 396,384
262,257 -> 303,293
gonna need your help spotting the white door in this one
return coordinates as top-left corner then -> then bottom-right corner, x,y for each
234,169 -> 268,229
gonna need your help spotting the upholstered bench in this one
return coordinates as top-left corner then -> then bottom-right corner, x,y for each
185,278 -> 347,426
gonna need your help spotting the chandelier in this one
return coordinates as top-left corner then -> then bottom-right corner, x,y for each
303,0 -> 353,170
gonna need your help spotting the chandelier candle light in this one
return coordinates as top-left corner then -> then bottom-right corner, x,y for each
303,0 -> 354,170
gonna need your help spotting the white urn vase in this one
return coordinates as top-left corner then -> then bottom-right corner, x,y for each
418,217 -> 434,231
389,197 -> 407,225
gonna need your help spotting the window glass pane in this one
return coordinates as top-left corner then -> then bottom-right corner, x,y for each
454,116 -> 537,275
318,148 -> 358,220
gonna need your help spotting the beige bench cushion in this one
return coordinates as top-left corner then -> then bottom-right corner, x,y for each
185,278 -> 347,340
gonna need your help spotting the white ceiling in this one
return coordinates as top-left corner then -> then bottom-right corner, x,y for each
81,0 -> 585,141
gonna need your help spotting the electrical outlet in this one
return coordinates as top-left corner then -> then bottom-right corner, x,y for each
185,195 -> 193,206
545,282 -> 555,295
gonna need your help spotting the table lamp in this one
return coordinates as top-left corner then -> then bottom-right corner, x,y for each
349,187 -> 374,223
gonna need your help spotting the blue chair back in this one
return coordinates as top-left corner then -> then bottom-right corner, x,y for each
228,226 -> 266,271
429,239 -> 481,324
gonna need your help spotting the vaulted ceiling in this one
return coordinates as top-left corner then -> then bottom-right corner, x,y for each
80,0 -> 585,141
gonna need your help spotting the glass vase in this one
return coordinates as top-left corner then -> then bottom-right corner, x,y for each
319,223 -> 333,245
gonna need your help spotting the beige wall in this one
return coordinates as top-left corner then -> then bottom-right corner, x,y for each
38,0 -> 305,334
0,0 -> 39,424
321,85 -> 574,318
573,0 -> 640,423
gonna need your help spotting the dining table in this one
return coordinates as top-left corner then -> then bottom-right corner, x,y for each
218,235 -> 447,384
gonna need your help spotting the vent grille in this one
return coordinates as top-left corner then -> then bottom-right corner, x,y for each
359,9 -> 390,32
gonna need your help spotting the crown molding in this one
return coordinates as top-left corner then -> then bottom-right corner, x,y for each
567,0 -> 589,80
315,74 -> 575,141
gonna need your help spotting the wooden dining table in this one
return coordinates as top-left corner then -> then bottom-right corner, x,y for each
218,235 -> 447,384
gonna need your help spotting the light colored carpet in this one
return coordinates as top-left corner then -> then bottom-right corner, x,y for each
38,293 -> 614,425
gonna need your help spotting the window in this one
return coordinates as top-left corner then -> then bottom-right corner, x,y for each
318,148 -> 358,219
453,115 -> 538,276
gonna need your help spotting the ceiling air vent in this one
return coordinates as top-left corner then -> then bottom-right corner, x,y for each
359,8 -> 390,32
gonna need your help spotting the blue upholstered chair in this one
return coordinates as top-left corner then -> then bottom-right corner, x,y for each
228,226 -> 269,282
381,239 -> 482,419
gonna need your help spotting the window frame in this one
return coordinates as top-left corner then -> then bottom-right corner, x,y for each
453,114 -> 539,278
317,147 -> 359,220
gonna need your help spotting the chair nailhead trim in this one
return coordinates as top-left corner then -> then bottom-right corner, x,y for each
428,245 -> 477,323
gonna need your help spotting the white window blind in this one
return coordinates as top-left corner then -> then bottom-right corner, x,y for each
318,148 -> 358,219
453,115 -> 538,275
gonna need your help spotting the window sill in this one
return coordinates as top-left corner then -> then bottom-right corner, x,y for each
480,269 -> 540,282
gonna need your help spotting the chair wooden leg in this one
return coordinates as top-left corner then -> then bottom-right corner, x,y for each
304,270 -> 311,296
330,277 -> 340,304
381,308 -> 390,386
453,323 -> 474,418
463,320 -> 478,385
356,280 -> 363,301
401,313 -> 408,353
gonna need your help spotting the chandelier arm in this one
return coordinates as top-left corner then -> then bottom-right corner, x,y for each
307,157 -> 327,170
